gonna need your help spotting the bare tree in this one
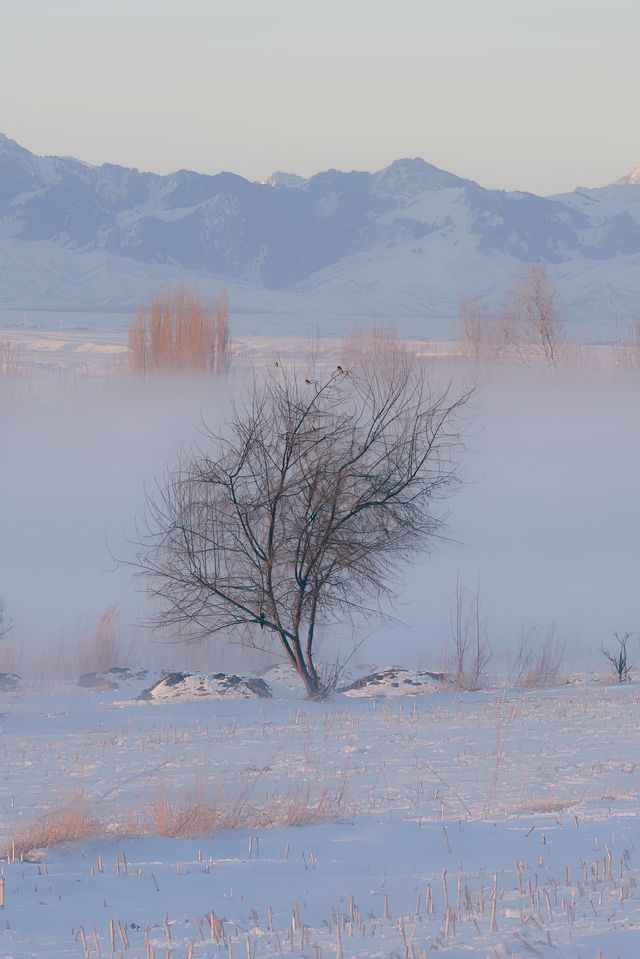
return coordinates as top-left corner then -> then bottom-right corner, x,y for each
135,356 -> 471,698
601,632 -> 633,682
0,596 -> 13,642
501,262 -> 563,368
448,575 -> 491,691
459,298 -> 496,370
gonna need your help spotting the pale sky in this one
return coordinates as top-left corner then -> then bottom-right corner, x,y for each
1,0 -> 639,195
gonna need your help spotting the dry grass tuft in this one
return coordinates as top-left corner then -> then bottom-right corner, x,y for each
130,782 -> 350,839
510,624 -> 566,688
506,794 -> 576,816
8,790 -> 100,861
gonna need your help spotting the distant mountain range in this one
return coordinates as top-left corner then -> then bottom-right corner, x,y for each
1,132 -> 640,337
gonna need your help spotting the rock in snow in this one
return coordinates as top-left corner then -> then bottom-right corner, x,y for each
0,671 -> 21,692
77,667 -> 151,691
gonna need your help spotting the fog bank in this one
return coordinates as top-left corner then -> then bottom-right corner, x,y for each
1,365 -> 638,676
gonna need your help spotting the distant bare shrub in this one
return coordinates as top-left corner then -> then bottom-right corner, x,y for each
342,322 -> 409,371
129,286 -> 229,375
0,341 -> 20,375
460,298 -> 497,369
448,575 -> 491,691
77,605 -> 131,674
614,315 -> 640,370
510,624 -> 565,688
0,637 -> 21,676
0,596 -> 13,643
601,631 -> 633,682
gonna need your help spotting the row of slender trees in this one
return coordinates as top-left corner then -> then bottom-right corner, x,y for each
128,286 -> 229,375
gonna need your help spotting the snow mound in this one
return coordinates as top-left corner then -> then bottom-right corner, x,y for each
340,666 -> 445,697
139,671 -> 272,702
261,662 -> 366,698
260,663 -> 308,693
0,672 -> 21,692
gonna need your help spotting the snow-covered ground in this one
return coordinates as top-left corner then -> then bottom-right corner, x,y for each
0,673 -> 639,957
1,335 -> 639,957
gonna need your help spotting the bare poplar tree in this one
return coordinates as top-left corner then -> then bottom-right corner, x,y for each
501,262 -> 563,368
128,286 -> 229,375
448,575 -> 491,691
135,354 -> 471,698
459,298 -> 496,369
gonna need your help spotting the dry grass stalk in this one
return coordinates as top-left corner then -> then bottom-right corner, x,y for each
129,286 -> 229,375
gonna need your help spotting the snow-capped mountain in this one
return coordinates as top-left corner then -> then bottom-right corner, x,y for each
1,132 -> 640,335
615,164 -> 640,186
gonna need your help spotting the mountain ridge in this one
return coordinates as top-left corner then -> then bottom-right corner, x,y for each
2,134 -> 640,335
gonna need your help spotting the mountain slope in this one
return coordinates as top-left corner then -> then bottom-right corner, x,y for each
1,133 -> 640,335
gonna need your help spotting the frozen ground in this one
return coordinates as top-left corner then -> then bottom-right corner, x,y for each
1,673 -> 639,958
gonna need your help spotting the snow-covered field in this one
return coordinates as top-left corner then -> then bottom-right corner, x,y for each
1,671 -> 639,958
1,334 -> 639,957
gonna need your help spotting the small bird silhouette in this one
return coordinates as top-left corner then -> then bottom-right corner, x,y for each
275,361 -> 279,367
336,364 -> 343,372
305,378 -> 312,384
